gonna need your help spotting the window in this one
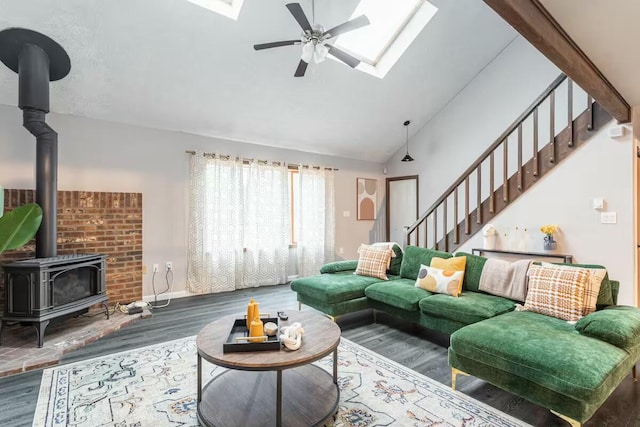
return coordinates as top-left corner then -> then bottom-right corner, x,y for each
185,0 -> 245,20
332,0 -> 438,78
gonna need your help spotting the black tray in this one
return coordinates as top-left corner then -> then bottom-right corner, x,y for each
223,316 -> 280,353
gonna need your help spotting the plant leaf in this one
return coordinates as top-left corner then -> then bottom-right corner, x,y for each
0,203 -> 43,254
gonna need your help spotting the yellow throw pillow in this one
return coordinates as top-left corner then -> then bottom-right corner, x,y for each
541,262 -> 606,316
355,244 -> 393,280
524,264 -> 589,322
430,256 -> 466,296
415,264 -> 464,297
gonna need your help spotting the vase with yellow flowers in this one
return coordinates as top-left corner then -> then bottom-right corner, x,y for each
540,224 -> 558,250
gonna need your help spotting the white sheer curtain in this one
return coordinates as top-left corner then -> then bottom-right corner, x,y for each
187,153 -> 244,294
187,153 -> 291,293
241,160 -> 290,288
297,167 -> 336,277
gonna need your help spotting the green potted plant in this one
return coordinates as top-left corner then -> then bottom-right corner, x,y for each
0,203 -> 43,256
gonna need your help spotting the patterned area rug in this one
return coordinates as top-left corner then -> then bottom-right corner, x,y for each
33,336 -> 530,427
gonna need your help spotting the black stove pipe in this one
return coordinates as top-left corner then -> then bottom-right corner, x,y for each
19,43 -> 58,258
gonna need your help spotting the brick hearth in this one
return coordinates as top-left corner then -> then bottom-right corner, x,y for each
0,189 -> 143,312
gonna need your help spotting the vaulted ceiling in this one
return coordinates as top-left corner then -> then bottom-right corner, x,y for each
0,0 -> 517,162
540,0 -> 640,108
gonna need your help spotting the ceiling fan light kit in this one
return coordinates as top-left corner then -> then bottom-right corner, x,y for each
253,2 -> 370,77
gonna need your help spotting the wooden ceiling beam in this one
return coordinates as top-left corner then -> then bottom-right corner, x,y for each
484,0 -> 631,123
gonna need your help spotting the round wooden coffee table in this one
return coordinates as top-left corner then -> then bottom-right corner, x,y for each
196,310 -> 341,427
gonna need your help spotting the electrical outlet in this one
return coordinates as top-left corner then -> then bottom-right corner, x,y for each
166,261 -> 173,271
152,264 -> 159,273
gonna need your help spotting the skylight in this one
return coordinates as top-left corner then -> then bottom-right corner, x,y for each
333,0 -> 438,78
186,0 -> 244,20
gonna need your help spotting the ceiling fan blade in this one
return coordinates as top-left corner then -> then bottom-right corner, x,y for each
254,40 -> 301,50
323,15 -> 370,38
327,45 -> 360,68
286,3 -> 312,32
294,59 -> 308,77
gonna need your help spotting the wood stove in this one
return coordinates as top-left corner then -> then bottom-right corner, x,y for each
0,28 -> 110,347
0,254 -> 108,347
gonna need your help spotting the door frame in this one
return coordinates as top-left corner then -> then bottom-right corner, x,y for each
386,175 -> 419,241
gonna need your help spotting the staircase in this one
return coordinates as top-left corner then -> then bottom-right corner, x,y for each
406,74 -> 611,251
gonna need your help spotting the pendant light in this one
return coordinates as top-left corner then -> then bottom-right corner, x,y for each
401,120 -> 415,162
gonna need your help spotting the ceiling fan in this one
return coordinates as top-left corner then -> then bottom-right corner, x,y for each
253,2 -> 370,77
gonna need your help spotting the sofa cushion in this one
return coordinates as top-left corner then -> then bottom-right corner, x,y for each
523,264 -> 589,322
372,242 -> 404,276
400,246 -> 451,280
419,291 -> 515,324
290,272 -> 391,304
430,255 -> 466,296
415,265 -> 464,297
542,262 -> 606,316
537,261 -> 614,306
576,306 -> 640,349
355,244 -> 394,280
365,278 -> 433,312
454,251 -> 487,292
450,311 -> 631,403
320,260 -> 359,274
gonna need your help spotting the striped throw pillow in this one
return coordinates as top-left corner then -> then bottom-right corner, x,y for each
524,264 -> 590,322
355,244 -> 393,280
541,262 -> 606,316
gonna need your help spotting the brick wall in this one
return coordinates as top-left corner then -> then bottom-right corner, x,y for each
0,189 -> 143,311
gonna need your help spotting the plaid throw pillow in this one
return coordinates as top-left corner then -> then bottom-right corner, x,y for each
542,262 -> 606,316
524,264 -> 590,322
355,244 -> 393,280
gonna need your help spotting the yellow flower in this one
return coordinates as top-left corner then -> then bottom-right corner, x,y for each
540,224 -> 558,236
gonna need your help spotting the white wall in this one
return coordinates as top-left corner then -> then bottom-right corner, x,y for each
385,36 -> 561,207
383,36 -> 636,305
0,106 -> 385,299
457,122 -> 635,305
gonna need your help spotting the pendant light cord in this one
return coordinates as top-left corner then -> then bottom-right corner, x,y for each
312,0 -> 315,25
406,124 -> 409,153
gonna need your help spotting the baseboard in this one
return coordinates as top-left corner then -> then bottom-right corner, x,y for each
142,290 -> 192,302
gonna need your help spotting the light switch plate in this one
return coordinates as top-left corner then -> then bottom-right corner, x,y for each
592,198 -> 604,210
601,212 -> 617,224
343,211 -> 350,217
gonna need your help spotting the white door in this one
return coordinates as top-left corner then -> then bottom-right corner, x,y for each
387,177 -> 418,245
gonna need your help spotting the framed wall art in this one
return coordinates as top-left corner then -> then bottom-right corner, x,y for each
357,178 -> 377,220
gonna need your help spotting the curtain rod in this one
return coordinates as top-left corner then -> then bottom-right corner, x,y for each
185,150 -> 338,171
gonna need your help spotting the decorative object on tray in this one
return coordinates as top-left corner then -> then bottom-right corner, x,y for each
540,224 -> 558,250
280,322 -> 304,350
246,298 -> 256,329
223,300 -> 280,352
249,302 -> 264,342
223,316 -> 280,352
264,321 -> 278,336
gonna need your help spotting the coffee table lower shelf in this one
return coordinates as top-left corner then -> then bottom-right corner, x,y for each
197,364 -> 339,427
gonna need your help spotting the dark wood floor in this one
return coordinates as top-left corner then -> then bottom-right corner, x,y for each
1,284 -> 638,427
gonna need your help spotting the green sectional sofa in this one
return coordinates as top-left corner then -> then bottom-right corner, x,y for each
289,245 -> 636,426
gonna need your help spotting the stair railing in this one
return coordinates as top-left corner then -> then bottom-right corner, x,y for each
405,73 -> 595,251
